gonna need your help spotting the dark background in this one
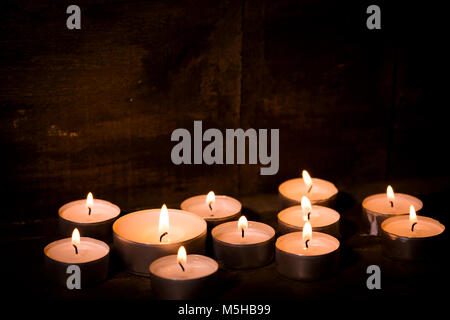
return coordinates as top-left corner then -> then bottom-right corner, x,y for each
1,0 -> 449,308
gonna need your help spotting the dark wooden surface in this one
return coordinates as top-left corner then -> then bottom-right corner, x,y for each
1,1 -> 448,224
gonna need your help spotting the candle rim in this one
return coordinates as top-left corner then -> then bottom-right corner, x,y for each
278,177 -> 338,202
44,236 -> 110,264
275,231 -> 340,257
211,220 -> 275,247
112,208 -> 207,246
381,215 -> 445,239
149,254 -> 218,281
362,193 -> 423,215
180,194 -> 242,221
59,198 -> 121,223
278,204 -> 340,228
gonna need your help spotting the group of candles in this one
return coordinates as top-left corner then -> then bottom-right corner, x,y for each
43,170 -> 445,299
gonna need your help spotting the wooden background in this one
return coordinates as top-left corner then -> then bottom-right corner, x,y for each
1,0 -> 448,223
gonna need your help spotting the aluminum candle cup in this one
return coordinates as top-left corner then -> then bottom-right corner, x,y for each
362,192 -> 423,236
278,178 -> 338,209
180,193 -> 242,228
58,196 -> 120,242
277,205 -> 340,238
276,231 -> 340,281
44,237 -> 109,287
211,218 -> 275,269
149,254 -> 218,300
381,215 -> 445,260
113,208 -> 207,276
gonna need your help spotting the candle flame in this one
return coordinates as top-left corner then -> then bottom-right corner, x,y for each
86,192 -> 94,207
238,216 -> 248,231
72,228 -> 80,246
159,204 -> 169,235
409,205 -> 417,226
387,185 -> 395,205
301,196 -> 312,221
303,221 -> 312,249
177,246 -> 187,265
302,170 -> 313,190
206,191 -> 215,206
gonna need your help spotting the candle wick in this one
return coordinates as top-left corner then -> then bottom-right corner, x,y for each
307,185 -> 313,193
307,212 -> 311,220
208,202 -> 213,211
389,201 -> 394,208
88,206 -> 92,215
305,239 -> 310,249
73,244 -> 78,255
179,263 -> 185,272
411,222 -> 417,232
159,232 -> 168,242
241,229 -> 244,238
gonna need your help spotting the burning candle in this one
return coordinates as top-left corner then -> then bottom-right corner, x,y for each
380,205 -> 445,260
149,246 -> 219,299
44,228 -> 110,287
58,193 -> 120,241
211,216 -> 275,269
113,205 -> 207,275
180,191 -> 242,227
276,222 -> 340,280
362,185 -> 423,235
278,170 -> 338,209
277,196 -> 340,237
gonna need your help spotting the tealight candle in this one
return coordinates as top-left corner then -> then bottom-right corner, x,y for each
44,229 -> 110,287
113,205 -> 207,275
211,216 -> 275,269
149,246 -> 218,299
278,170 -> 338,209
276,222 -> 340,280
381,205 -> 445,260
277,196 -> 340,237
180,191 -> 242,227
362,185 -> 423,235
58,193 -> 120,241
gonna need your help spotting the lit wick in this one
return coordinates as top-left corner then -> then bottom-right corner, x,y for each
160,232 -> 168,242
73,244 -> 78,254
86,192 -> 94,216
241,229 -> 244,238
206,191 -> 215,216
307,212 -> 311,220
179,262 -> 185,272
411,222 -> 417,232
390,201 -> 394,208
305,239 -> 310,249
307,185 -> 313,193
88,206 -> 92,215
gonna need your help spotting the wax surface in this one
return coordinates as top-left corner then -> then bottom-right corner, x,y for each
278,205 -> 340,228
382,216 -> 444,238
113,209 -> 206,244
44,237 -> 109,263
278,178 -> 338,202
212,221 -> 274,245
150,254 -> 218,280
276,232 -> 339,256
181,195 -> 241,220
59,199 -> 120,223
363,193 -> 423,215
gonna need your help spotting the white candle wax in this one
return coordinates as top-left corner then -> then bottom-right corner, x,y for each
59,199 -> 120,223
382,216 -> 444,238
113,209 -> 206,244
181,195 -> 241,221
212,221 -> 274,245
278,205 -> 340,228
150,254 -> 218,280
276,232 -> 339,256
362,193 -> 423,215
44,237 -> 109,263
279,178 -> 338,203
